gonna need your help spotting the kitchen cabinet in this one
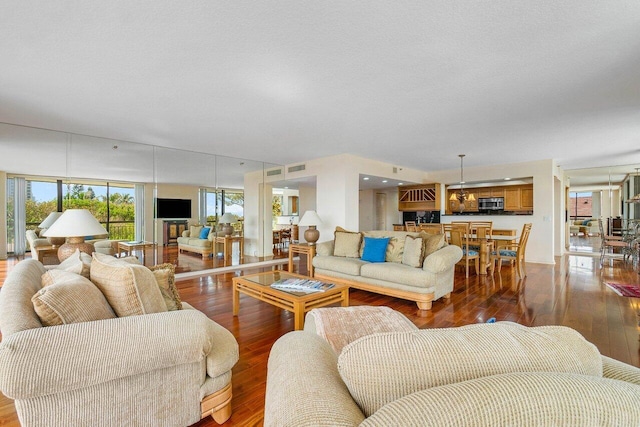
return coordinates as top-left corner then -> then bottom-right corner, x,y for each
398,184 -> 441,211
447,183 -> 533,214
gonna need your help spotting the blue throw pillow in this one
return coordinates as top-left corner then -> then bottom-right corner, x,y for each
582,219 -> 590,225
361,237 -> 390,263
199,227 -> 211,239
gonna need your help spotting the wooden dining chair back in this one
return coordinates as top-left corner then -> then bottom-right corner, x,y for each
470,221 -> 493,238
405,221 -> 418,232
418,223 -> 444,235
447,222 -> 479,278
492,223 -> 532,278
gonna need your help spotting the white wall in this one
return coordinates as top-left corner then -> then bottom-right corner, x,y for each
358,189 -> 375,231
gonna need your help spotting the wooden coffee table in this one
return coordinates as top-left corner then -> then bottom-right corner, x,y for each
232,271 -> 349,330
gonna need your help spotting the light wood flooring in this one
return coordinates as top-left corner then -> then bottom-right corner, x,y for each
0,248 -> 639,426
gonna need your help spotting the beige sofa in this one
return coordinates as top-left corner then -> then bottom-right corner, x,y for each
569,219 -> 600,236
313,230 -> 463,310
264,311 -> 640,426
177,225 -> 228,259
0,258 -> 239,426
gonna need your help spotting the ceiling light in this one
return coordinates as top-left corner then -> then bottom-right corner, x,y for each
398,182 -> 403,185
382,180 -> 388,183
504,177 -> 511,181
363,177 -> 370,180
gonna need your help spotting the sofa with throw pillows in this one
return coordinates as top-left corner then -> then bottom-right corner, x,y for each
312,228 -> 463,310
264,311 -> 640,426
0,253 -> 239,426
177,224 -> 231,259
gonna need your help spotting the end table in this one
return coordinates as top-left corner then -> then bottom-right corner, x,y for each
288,243 -> 316,276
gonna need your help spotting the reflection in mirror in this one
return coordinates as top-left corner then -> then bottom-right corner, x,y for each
1,122 -> 287,274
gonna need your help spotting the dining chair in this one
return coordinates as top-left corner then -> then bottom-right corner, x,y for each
446,222 -> 479,278
418,223 -> 444,235
598,219 -> 629,267
405,221 -> 418,232
491,223 -> 532,278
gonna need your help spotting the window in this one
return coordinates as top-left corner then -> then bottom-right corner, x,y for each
569,192 -> 592,219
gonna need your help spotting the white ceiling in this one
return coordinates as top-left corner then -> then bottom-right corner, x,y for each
1,1 -> 640,182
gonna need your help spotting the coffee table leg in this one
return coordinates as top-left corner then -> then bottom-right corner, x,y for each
341,289 -> 349,307
293,301 -> 304,330
232,282 -> 240,316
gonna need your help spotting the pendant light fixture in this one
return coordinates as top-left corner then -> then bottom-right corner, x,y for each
449,154 -> 475,212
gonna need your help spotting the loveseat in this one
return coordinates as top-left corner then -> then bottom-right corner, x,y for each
0,257 -> 239,426
177,224 -> 228,259
569,219 -> 599,236
312,229 -> 463,310
264,309 -> 640,426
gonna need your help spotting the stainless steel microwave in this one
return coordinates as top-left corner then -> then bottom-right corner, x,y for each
478,197 -> 504,211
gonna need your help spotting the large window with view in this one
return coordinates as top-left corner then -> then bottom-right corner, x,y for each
6,177 -> 136,254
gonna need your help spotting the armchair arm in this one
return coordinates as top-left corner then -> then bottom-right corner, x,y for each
315,240 -> 334,256
264,331 -> 365,426
0,309 -> 229,399
423,245 -> 463,273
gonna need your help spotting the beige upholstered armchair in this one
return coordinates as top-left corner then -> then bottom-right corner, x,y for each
0,259 -> 239,426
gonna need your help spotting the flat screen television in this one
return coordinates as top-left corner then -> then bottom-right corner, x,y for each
155,198 -> 192,219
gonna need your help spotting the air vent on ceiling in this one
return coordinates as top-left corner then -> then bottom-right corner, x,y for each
288,164 -> 306,173
393,167 -> 398,174
266,168 -> 282,177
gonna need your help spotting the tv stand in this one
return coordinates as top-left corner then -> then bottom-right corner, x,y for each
163,220 -> 188,246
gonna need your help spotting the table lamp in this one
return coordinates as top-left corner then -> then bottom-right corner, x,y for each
42,209 -> 108,261
219,213 -> 237,236
298,210 -> 322,245
38,211 -> 65,247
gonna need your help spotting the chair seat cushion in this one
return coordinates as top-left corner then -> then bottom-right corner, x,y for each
463,249 -> 478,256
499,250 -> 517,257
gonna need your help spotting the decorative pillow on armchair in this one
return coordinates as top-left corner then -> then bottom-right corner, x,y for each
90,253 -> 167,317
35,269 -> 116,326
334,227 -> 363,258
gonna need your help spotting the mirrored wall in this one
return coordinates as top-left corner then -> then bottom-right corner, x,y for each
0,122 -> 284,274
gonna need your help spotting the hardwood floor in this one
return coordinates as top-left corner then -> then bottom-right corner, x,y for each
0,250 -> 639,426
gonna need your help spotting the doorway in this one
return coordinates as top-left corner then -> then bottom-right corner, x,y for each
375,193 -> 386,230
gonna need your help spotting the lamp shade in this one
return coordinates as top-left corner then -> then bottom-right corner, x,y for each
43,209 -> 107,238
38,211 -> 63,229
219,213 -> 237,224
298,210 -> 322,227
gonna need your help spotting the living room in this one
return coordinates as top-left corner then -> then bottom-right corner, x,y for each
2,1 -> 640,425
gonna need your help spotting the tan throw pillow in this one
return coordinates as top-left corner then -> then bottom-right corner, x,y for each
189,225 -> 204,238
338,322 -> 603,417
419,232 -> 446,260
149,263 -> 183,311
55,248 -> 92,278
401,236 -> 423,267
334,227 -> 363,258
35,270 -> 116,326
90,252 -> 167,317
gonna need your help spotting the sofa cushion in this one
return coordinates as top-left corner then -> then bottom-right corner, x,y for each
199,227 -> 211,239
361,372 -> 640,426
360,262 -> 430,288
149,263 -> 183,311
361,237 -> 389,263
313,256 -> 369,276
337,322 -> 603,417
187,237 -> 211,248
35,270 -> 116,326
334,227 -> 363,258
401,236 -> 423,267
89,252 -> 167,317
419,232 -> 446,259
55,248 -> 92,278
189,225 -> 203,238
